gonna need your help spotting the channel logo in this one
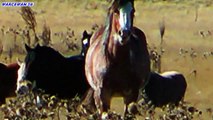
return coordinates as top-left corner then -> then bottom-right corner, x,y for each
2,2 -> 34,7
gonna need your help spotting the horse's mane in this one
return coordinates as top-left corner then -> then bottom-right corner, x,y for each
102,9 -> 113,48
33,46 -> 65,60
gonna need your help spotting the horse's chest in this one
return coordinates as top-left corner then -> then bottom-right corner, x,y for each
100,59 -> 138,86
96,46 -> 138,78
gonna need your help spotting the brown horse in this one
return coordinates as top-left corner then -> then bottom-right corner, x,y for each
0,62 -> 19,104
85,0 -> 150,117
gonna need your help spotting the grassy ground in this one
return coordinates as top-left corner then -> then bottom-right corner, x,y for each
0,0 -> 213,119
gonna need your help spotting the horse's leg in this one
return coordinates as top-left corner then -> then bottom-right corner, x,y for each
100,87 -> 111,119
123,89 -> 139,116
79,88 -> 96,114
101,88 -> 111,111
94,87 -> 111,112
94,88 -> 103,114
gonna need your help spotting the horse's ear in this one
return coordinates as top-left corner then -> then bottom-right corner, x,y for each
83,30 -> 88,37
82,30 -> 92,44
25,44 -> 32,52
82,30 -> 88,41
16,58 -> 22,66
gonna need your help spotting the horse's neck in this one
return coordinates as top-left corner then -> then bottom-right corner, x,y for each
44,54 -> 67,70
106,27 -> 148,63
103,14 -> 123,58
90,27 -> 105,45
131,27 -> 147,46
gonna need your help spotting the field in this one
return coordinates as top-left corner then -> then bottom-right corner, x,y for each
0,0 -> 213,119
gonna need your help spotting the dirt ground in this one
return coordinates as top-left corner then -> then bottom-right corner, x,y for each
0,0 -> 212,119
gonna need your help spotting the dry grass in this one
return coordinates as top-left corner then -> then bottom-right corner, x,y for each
0,0 -> 213,119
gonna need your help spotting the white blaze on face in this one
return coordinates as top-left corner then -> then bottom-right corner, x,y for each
119,2 -> 133,31
83,38 -> 88,46
82,38 -> 89,56
16,62 -> 27,92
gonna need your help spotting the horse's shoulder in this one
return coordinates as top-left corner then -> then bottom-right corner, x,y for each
133,27 -> 146,36
132,27 -> 147,44
90,27 -> 105,45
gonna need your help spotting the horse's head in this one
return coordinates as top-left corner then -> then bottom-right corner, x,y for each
110,0 -> 135,44
16,60 -> 34,95
81,30 -> 92,56
16,44 -> 63,95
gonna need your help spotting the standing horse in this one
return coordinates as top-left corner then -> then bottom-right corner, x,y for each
16,44 -> 90,98
0,62 -> 19,104
85,0 -> 150,116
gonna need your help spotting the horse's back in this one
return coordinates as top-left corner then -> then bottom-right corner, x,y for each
145,71 -> 187,106
0,62 -> 18,104
56,56 -> 89,97
0,63 -> 19,80
161,71 -> 187,88
7,63 -> 20,70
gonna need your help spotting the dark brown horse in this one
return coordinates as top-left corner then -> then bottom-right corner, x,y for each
0,62 -> 19,104
16,30 -> 93,98
143,71 -> 187,107
85,0 -> 150,117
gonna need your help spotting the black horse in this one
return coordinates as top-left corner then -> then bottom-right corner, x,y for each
16,43 -> 90,98
142,71 -> 187,107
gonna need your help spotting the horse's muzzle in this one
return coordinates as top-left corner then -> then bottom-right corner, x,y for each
16,86 -> 29,95
16,80 -> 32,95
118,29 -> 131,44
